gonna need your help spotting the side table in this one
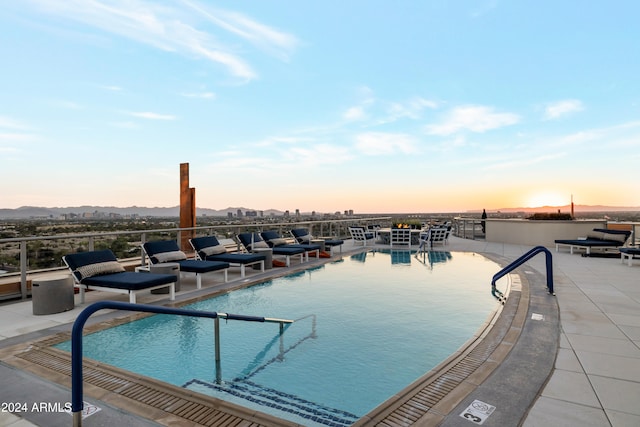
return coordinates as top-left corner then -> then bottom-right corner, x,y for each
32,274 -> 75,315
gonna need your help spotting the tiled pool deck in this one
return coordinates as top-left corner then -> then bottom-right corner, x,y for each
1,236 -> 639,426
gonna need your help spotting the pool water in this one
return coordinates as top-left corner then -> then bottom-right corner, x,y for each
57,250 -> 499,426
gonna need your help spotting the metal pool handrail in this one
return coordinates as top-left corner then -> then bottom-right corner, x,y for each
70,301 -> 293,427
490,246 -> 555,304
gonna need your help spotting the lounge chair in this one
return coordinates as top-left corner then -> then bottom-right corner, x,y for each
290,228 -> 343,255
63,249 -> 176,304
142,240 -> 229,289
554,228 -> 631,255
260,230 -> 321,261
237,232 -> 305,267
190,236 -> 265,277
348,226 -> 376,247
620,247 -> 640,266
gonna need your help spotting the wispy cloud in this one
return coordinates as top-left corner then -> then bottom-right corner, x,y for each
180,91 -> 216,99
26,0 -> 298,81
101,85 -> 123,91
110,121 -> 139,129
343,106 -> 367,121
343,91 -> 438,125
355,132 -> 419,155
425,105 -> 520,136
484,153 -> 566,170
281,144 -> 352,167
0,116 -> 28,130
128,111 -> 177,120
557,120 -> 640,147
544,99 -> 584,120
379,97 -> 438,124
51,100 -> 83,109
181,0 -> 299,61
0,117 -> 38,146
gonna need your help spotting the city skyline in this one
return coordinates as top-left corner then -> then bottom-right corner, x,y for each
1,1 -> 639,213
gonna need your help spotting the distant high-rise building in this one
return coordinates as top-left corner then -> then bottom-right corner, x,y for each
237,209 -> 243,217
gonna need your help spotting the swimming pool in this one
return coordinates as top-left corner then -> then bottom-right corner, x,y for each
57,249 -> 499,426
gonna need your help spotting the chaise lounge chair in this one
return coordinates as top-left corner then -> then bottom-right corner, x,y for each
290,228 -> 343,255
348,226 -> 376,247
237,232 -> 305,267
619,247 -> 640,267
554,228 -> 631,256
260,230 -> 321,261
142,240 -> 230,289
190,236 -> 266,277
63,249 -> 176,304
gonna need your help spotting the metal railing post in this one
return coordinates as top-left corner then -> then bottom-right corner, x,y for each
214,316 -> 221,384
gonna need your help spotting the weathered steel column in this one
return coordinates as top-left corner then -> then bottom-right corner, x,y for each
179,163 -> 196,251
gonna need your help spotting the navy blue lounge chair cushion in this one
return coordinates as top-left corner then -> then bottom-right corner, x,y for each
619,247 -> 640,256
191,236 -> 266,264
64,249 -> 176,290
291,228 -> 344,247
238,233 -> 305,255
143,240 -> 230,272
260,230 -> 321,251
555,228 -> 631,247
82,271 -> 176,290
64,249 -> 125,281
174,259 -> 229,273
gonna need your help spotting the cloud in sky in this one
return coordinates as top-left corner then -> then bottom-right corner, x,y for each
127,111 -> 177,120
544,99 -> 584,120
27,0 -> 299,81
343,94 -> 438,125
100,85 -> 123,91
0,133 -> 38,142
386,97 -> 438,121
484,152 -> 567,171
355,132 -> 419,155
425,105 -> 520,136
343,106 -> 367,121
182,1 -> 299,61
0,116 -> 28,130
281,144 -> 352,167
180,91 -> 216,99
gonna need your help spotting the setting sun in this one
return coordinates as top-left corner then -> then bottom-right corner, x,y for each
526,192 -> 569,208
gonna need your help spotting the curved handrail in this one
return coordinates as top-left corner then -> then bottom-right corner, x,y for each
71,301 -> 292,426
491,246 -> 555,304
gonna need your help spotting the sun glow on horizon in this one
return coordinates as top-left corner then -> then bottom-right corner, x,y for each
526,192 -> 570,208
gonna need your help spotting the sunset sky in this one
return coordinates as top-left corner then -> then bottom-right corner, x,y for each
1,1 -> 639,213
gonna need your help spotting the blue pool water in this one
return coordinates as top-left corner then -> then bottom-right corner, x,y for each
57,250 -> 499,426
